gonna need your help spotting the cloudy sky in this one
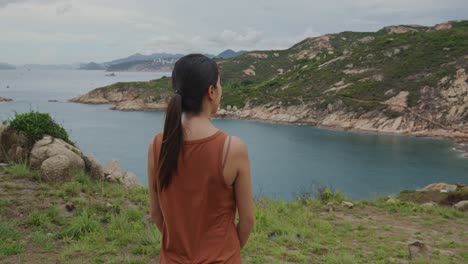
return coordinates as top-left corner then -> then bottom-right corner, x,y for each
1,0 -> 467,65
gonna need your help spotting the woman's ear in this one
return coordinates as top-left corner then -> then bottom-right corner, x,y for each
208,85 -> 216,101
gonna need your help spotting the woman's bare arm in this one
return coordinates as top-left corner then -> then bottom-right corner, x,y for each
147,139 -> 164,232
231,137 -> 254,249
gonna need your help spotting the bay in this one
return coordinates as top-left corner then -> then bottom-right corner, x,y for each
1,69 -> 467,199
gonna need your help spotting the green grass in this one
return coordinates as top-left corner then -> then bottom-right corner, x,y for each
3,162 -> 36,178
1,164 -> 467,263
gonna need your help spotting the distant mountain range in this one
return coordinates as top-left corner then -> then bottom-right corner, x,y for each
80,50 -> 247,72
2,49 -> 248,72
0,63 -> 16,70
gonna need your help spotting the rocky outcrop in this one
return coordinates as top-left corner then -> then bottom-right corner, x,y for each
110,99 -> 166,111
30,135 -> 85,170
383,26 -> 420,34
0,126 -> 138,186
104,160 -> 140,187
0,96 -> 13,102
418,183 -> 458,193
70,87 -> 168,111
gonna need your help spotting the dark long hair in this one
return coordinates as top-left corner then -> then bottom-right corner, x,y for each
157,54 -> 219,190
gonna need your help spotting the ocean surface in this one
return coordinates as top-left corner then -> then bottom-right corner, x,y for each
1,69 -> 467,199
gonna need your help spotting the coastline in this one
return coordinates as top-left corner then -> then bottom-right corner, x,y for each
68,99 -> 468,157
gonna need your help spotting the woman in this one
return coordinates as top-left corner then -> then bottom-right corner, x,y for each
147,54 -> 254,263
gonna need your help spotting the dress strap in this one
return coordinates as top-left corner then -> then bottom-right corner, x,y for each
222,135 -> 232,170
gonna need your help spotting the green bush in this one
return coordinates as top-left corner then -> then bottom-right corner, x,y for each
8,111 -> 73,145
317,187 -> 345,204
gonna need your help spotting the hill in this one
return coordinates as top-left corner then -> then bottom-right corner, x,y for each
70,20 -> 468,139
215,49 -> 247,59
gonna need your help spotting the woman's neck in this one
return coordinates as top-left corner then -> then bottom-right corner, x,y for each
182,112 -> 218,140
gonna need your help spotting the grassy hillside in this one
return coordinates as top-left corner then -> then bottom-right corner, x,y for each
243,21 -> 468,112
83,21 -> 468,115
1,164 -> 467,263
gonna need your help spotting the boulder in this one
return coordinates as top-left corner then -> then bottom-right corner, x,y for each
341,201 -> 354,209
40,155 -> 72,181
82,153 -> 104,180
104,159 -> 126,182
453,200 -> 468,211
29,135 -> 84,171
122,171 -> 140,187
408,241 -> 430,259
0,127 -> 29,163
104,159 -> 140,187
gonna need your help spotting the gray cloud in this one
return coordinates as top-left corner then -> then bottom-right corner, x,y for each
1,0 -> 467,64
56,2 -> 71,15
0,0 -> 27,8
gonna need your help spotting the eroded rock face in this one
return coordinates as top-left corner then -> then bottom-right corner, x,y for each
29,135 -> 84,171
0,127 -> 29,163
418,183 -> 458,192
385,91 -> 409,112
82,153 -> 104,180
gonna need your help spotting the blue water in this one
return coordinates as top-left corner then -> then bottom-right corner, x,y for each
1,69 -> 467,199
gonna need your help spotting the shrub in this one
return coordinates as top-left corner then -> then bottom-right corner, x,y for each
317,187 -> 345,204
8,111 -> 73,145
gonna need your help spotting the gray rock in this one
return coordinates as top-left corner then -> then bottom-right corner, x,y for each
82,153 -> 104,180
453,200 -> 468,211
40,155 -> 72,181
30,135 -> 84,171
421,202 -> 438,208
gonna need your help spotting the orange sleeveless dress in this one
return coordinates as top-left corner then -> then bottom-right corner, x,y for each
153,130 -> 241,264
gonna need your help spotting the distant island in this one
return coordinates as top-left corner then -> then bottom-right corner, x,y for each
0,63 -> 15,70
71,20 -> 468,141
78,62 -> 105,70
0,96 -> 13,102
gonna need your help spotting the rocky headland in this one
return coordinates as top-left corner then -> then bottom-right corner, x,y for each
0,96 -> 13,102
70,21 -> 468,145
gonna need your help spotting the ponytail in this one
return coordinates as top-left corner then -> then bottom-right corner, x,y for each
156,54 -> 218,190
158,94 -> 183,190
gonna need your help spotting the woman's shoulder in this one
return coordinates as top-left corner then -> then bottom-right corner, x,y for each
224,134 -> 248,157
